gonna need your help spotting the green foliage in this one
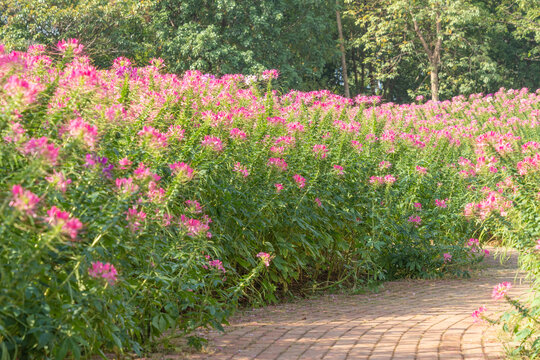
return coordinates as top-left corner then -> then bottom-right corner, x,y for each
2,0 -> 536,100
0,0 -> 152,68
151,0 -> 340,90
0,43 -> 503,357
344,0 -> 539,101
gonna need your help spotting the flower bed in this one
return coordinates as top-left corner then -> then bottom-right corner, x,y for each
1,41 -> 538,358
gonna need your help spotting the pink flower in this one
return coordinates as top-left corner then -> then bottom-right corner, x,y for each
64,218 -> 83,241
118,157 -> 132,170
3,75 -> 42,106
275,183 -> 284,193
267,157 -> 288,171
112,56 -> 131,70
492,282 -> 512,300
408,215 -> 421,225
115,177 -> 139,195
57,39 -> 84,54
516,153 -> 540,176
261,69 -> 279,80
274,136 -> 296,148
379,161 -> 392,169
270,146 -> 285,154
293,174 -> 306,188
443,253 -> 452,262
414,202 -> 422,210
161,213 -> 173,226
150,57 -> 165,68
416,166 -> 427,175
267,116 -> 286,126
257,252 -> 272,267
88,261 -> 118,284
126,207 -> 146,232
134,162 -> 161,182
230,128 -> 247,139
185,200 -> 203,214
46,206 -> 83,240
286,122 -> 305,133
435,199 -> 448,208
201,135 -> 224,152
169,162 -> 194,181
351,140 -> 363,152
333,165 -> 344,175
166,125 -> 185,142
315,198 -> 322,207
3,121 -> 26,143
467,238 -> 480,247
181,216 -> 210,237
312,144 -> 329,159
63,118 -> 98,149
9,185 -> 40,216
536,239 -> 540,250
207,259 -> 226,273
369,176 -> 384,185
46,171 -> 72,193
384,174 -> 396,184
138,126 -> 168,148
105,104 -> 126,122
471,306 -> 487,323
21,137 -> 59,166
233,162 -> 249,177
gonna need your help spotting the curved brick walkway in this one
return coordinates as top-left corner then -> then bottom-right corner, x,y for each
169,248 -> 529,359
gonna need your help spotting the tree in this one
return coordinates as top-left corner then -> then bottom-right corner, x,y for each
142,0 -> 341,90
0,0 -> 342,91
351,0 -> 486,101
344,0 -> 538,102
336,1 -> 351,97
0,0 -> 152,68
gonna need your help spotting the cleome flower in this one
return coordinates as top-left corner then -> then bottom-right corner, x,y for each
9,185 -> 40,217
471,306 -> 487,323
256,252 -> 272,267
88,261 -> 118,284
492,282 -> 512,300
293,174 -> 306,188
201,135 -> 224,152
46,206 -> 83,240
267,157 -> 288,172
169,162 -> 194,181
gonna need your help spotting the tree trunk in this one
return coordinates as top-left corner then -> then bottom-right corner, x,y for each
336,4 -> 350,98
360,52 -> 365,94
368,63 -> 376,94
430,62 -> 439,102
410,11 -> 442,102
351,45 -> 359,96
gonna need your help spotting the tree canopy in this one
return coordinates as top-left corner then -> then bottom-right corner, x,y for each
1,0 -> 538,101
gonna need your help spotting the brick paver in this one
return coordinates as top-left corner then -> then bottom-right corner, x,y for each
159,248 -> 530,359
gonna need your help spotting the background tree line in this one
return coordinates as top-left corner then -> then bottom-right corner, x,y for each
1,0 -> 538,102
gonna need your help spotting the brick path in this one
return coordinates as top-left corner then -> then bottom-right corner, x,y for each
169,249 -> 529,359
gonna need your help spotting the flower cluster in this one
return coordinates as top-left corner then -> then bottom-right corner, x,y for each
267,157 -> 288,171
492,282 -> 512,300
88,261 -> 118,284
293,174 -> 306,188
257,252 -> 272,267
9,185 -> 40,217
233,162 -> 249,177
46,206 -> 83,240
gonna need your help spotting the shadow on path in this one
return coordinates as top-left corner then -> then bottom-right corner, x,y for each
158,248 -> 530,360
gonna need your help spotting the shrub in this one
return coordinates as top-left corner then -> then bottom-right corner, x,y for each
3,41 -> 535,358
